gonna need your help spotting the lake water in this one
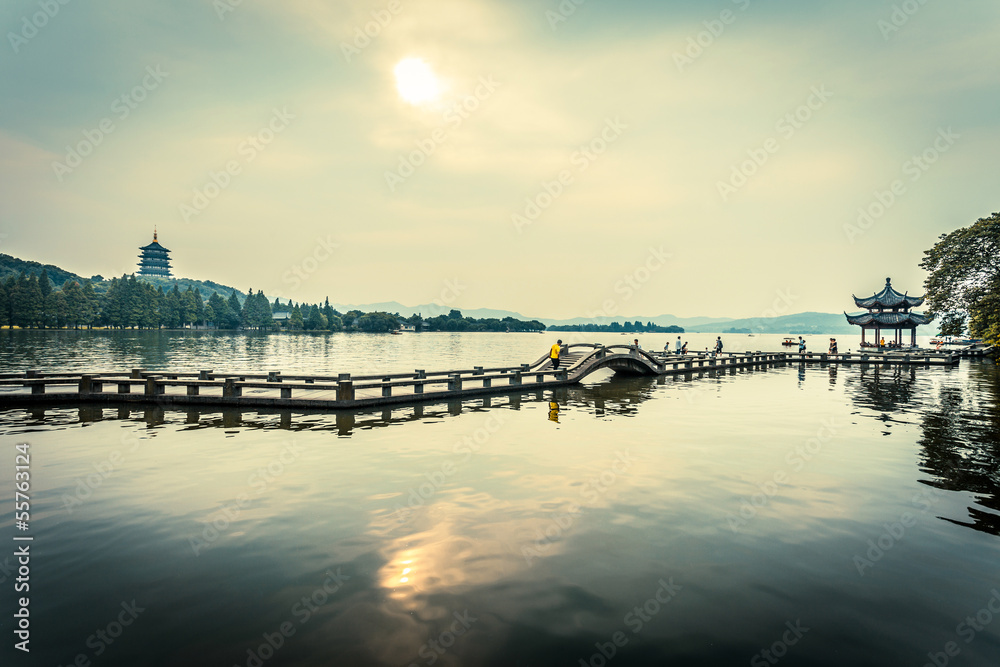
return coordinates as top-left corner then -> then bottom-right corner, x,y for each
1,330 -> 998,667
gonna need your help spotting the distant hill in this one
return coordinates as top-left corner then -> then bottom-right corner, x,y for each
0,253 -> 91,287
685,311 -> 862,335
133,275 -> 246,303
1,252 -> 248,303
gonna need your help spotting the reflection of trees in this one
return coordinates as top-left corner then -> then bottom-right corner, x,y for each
917,363 -> 1000,534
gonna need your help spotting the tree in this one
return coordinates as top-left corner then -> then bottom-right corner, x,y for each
289,304 -> 304,330
0,280 -> 8,327
305,304 -> 327,330
920,212 -> 1000,347
228,290 -> 243,326
357,311 -> 399,332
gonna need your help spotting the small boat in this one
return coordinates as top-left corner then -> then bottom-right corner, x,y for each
781,337 -> 797,346
391,330 -> 402,335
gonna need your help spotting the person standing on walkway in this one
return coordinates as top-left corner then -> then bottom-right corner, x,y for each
715,337 -> 723,355
829,338 -> 838,354
550,339 -> 562,369
674,336 -> 682,355
798,337 -> 806,353
681,341 -> 688,354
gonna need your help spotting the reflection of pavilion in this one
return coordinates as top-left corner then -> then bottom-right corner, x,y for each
849,364 -> 917,414
845,277 -> 929,348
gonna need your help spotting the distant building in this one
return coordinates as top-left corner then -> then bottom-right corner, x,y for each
137,229 -> 172,277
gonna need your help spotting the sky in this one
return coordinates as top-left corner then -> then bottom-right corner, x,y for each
1,0 -> 998,320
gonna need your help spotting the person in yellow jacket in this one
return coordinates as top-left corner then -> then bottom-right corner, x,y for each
550,339 -> 563,369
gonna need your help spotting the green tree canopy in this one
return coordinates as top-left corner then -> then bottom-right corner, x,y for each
920,212 -> 1000,347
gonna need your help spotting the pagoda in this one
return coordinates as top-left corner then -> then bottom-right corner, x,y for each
845,277 -> 929,348
137,228 -> 172,277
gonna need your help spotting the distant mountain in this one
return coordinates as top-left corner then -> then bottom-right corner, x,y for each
685,311 -> 860,335
133,275 -> 247,304
331,302 -> 531,320
537,313 -> 733,328
0,253 -> 90,287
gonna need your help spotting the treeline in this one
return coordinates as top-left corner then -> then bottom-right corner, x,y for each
548,321 -> 684,333
1,272 -> 546,334
0,270 -> 343,331
417,309 -> 545,332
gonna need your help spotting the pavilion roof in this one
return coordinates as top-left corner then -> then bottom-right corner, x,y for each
844,311 -> 930,327
852,277 -> 923,309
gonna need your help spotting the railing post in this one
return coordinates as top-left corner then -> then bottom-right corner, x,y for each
117,381 -> 131,394
199,369 -> 213,380
556,370 -> 567,381
268,371 -> 281,382
223,378 -> 242,398
31,382 -> 45,395
25,370 -> 38,379
382,377 -> 392,397
338,374 -> 354,401
510,372 -> 522,386
281,387 -> 292,399
145,376 -> 165,397
79,374 -> 94,394
131,368 -> 145,379
483,377 -> 492,388
187,384 -> 200,396
448,374 -> 463,391
474,366 -> 484,375
415,369 -> 426,379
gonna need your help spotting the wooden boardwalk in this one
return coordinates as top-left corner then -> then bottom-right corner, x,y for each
0,343 -> 981,412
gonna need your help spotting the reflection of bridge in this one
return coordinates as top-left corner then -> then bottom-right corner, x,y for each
0,343 -> 964,411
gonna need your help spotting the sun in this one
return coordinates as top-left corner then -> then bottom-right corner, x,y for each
394,57 -> 442,106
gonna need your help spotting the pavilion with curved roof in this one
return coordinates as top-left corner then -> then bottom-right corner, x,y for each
844,277 -> 929,348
